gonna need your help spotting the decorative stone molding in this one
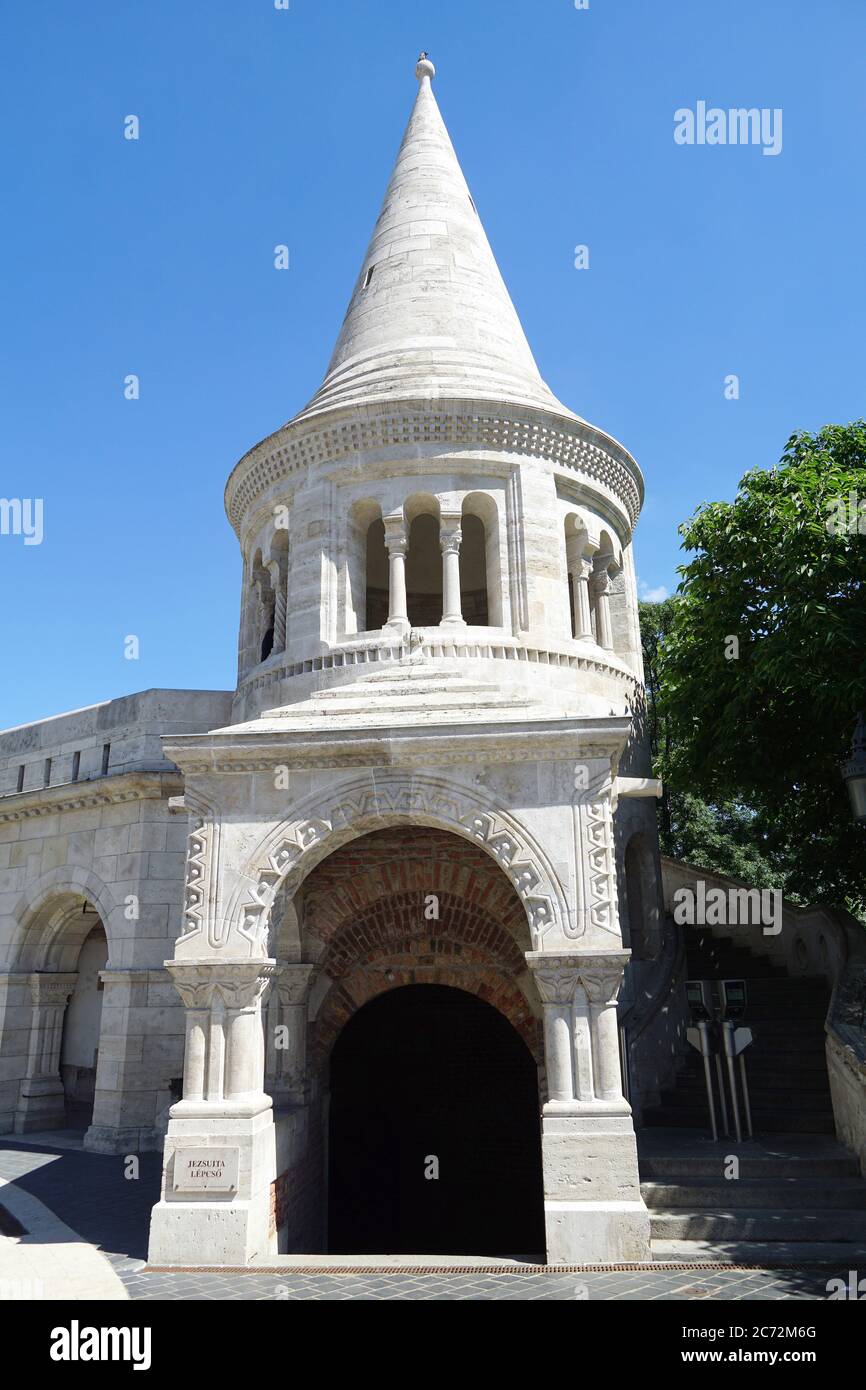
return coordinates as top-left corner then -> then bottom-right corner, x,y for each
177,791 -> 224,950
228,774 -> 565,957
0,771 -> 182,823
235,633 -> 639,699
570,766 -> 622,942
225,406 -> 643,536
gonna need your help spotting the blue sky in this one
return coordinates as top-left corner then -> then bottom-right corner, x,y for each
1,0 -> 864,728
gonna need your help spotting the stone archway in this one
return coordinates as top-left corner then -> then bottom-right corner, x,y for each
3,885 -> 112,1136
266,826 -> 545,1255
327,984 -> 545,1256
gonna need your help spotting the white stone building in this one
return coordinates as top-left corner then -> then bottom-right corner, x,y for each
2,58 -> 863,1267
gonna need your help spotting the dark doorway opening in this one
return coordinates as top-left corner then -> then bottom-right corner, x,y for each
327,984 -> 545,1256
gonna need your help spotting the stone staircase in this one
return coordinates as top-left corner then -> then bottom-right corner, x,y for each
643,926 -> 834,1133
641,1132 -> 866,1262
639,924 -> 866,1260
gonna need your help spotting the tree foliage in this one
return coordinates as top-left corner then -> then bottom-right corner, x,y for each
641,421 -> 866,910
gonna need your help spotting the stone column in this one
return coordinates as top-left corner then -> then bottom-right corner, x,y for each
383,520 -> 409,634
440,524 -> 466,627
267,558 -> 287,654
590,566 -> 614,650
265,964 -> 314,1107
526,949 -> 649,1264
582,959 -> 627,1103
148,958 -> 279,1267
15,974 -> 77,1133
572,558 -> 594,641
526,956 -> 577,1106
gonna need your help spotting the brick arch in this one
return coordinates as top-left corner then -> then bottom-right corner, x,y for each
301,829 -> 543,1066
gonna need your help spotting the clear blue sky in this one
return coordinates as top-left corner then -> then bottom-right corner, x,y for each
1,0 -> 863,729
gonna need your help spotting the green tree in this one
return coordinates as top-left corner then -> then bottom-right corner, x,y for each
640,600 -> 783,890
644,421 -> 866,910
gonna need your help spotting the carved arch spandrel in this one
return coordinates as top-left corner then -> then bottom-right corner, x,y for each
221,773 -> 569,959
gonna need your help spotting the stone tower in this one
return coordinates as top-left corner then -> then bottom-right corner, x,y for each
148,57 -> 663,1265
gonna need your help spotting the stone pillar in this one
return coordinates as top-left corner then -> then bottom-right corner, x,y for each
14,974 -> 77,1133
267,558 -> 287,654
527,958 -> 576,1105
148,958 -> 279,1267
265,964 -> 314,1107
526,950 -> 650,1264
440,524 -> 466,627
383,520 -> 409,634
85,968 -> 178,1155
583,964 -> 626,1103
590,566 -> 614,650
572,558 -> 594,641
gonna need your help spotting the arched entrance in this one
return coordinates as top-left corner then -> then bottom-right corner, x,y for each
327,984 -> 545,1256
60,922 -> 108,1129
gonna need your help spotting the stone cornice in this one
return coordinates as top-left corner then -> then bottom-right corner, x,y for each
0,770 -> 184,824
224,400 -> 644,538
162,717 -> 631,777
236,633 -> 640,700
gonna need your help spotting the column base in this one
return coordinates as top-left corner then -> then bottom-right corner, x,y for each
14,1077 -> 66,1133
84,1125 -> 163,1155
148,1107 -> 277,1267
542,1113 -> 651,1264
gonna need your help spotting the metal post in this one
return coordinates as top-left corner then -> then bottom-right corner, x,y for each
697,1020 -> 719,1142
722,1020 -> 743,1143
714,1050 -> 730,1136
739,1055 -> 754,1139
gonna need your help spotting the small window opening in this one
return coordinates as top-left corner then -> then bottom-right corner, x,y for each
71,751 -> 81,782
363,265 -> 376,289
16,765 -> 25,793
43,757 -> 52,787
101,743 -> 111,776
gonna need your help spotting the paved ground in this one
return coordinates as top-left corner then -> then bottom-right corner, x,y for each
0,1137 -> 860,1301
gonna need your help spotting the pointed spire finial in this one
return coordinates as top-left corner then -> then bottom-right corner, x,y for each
415,52 -> 435,81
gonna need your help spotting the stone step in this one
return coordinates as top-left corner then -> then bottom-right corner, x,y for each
301,693 -> 536,714
651,1238 -> 866,1264
642,1109 -> 836,1134
640,1152 -> 860,1181
317,678 -> 497,701
667,1084 -> 830,1103
649,1209 -> 866,1241
641,1179 -> 866,1211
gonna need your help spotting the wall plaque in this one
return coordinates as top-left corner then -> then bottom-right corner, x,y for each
173,1147 -> 239,1193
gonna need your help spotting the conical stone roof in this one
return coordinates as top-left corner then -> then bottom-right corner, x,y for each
294,57 -> 579,424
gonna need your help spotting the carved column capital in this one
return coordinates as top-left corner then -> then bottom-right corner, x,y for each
439,525 -> 463,556
525,953 -> 581,1004
27,973 -> 78,1006
577,951 -> 630,1004
383,516 -> 408,552
166,959 -> 277,1012
275,962 -> 315,1007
